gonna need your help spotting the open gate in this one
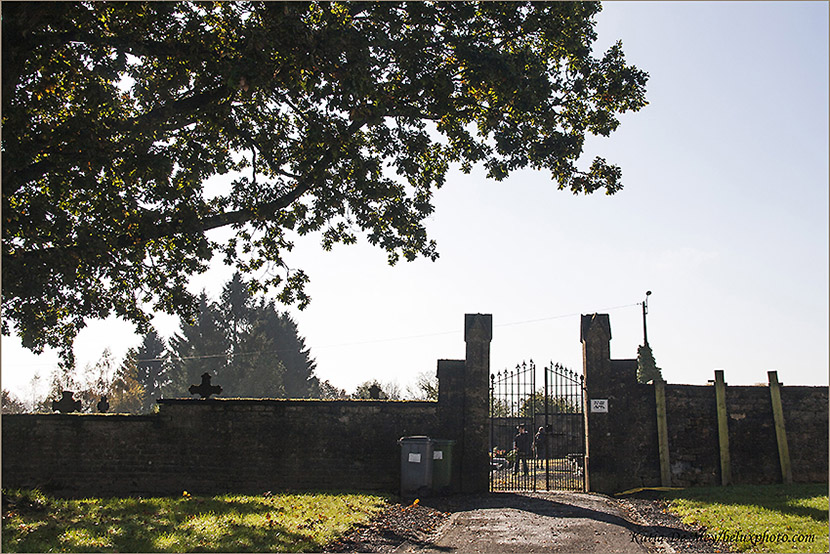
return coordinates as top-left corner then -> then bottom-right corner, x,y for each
489,361 -> 586,491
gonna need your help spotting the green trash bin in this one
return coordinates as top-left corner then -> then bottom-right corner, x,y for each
431,439 -> 456,494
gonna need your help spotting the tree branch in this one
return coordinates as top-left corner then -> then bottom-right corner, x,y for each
116,86 -> 233,133
3,173 -> 317,271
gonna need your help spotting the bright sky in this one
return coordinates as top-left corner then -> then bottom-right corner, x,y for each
3,1 -> 828,404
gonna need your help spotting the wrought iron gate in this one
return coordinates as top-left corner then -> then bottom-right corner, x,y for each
489,361 -> 585,491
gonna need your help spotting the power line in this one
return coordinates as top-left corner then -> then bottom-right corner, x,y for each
493,303 -> 641,329
5,302 -> 641,366
309,302 -> 642,349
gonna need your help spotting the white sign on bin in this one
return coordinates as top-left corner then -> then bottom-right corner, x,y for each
408,453 -> 422,463
433,450 -> 443,460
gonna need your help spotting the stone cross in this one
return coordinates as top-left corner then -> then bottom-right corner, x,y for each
189,373 -> 222,399
97,396 -> 110,413
52,391 -> 82,413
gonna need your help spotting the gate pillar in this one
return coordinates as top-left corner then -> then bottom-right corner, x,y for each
462,313 -> 492,493
581,313 -> 640,494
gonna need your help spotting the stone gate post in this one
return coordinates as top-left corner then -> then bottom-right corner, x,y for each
461,313 -> 492,493
582,314 -> 611,492
581,313 -> 640,494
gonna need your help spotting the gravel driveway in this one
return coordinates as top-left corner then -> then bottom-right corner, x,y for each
392,491 -> 718,553
327,490 -> 723,553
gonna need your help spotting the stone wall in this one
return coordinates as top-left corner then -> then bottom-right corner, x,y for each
662,385 -> 719,487
5,312 -> 824,498
582,313 -> 828,494
2,399 -> 441,497
781,386 -> 830,483
2,314 -> 494,498
722,386 -> 781,485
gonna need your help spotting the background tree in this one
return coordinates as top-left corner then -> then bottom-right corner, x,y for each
46,362 -> 80,409
637,343 -> 663,384
73,348 -> 116,410
263,308 -> 319,398
2,1 -> 648,363
163,273 -> 320,398
134,330 -> 169,411
407,371 -> 439,401
353,380 -> 401,400
224,305 -> 288,398
26,372 -> 43,413
519,391 -> 580,417
1,390 -> 27,414
108,349 -> 148,414
489,397 -> 512,418
221,273 -> 251,355
40,349 -> 116,412
165,292 -> 229,397
318,379 -> 348,399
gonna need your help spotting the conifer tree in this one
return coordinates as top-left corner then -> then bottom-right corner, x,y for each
224,302 -> 287,398
265,308 -> 319,398
165,292 -> 229,397
637,343 -> 663,383
163,275 -> 320,399
135,329 -> 169,411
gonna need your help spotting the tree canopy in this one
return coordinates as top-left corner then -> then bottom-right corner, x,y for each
2,1 -> 648,361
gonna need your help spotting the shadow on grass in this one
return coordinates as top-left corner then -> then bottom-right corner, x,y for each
2,490 -> 369,553
664,483 -> 829,523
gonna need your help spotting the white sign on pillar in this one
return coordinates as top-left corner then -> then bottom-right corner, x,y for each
590,399 -> 609,413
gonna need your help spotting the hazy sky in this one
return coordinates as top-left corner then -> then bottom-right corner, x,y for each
3,1 -> 828,403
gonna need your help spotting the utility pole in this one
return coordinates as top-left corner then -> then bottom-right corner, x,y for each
642,290 -> 652,346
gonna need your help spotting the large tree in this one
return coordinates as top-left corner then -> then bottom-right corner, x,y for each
2,1 -> 648,361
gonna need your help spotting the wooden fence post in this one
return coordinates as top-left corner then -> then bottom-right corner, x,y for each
714,369 -> 732,486
655,379 -> 671,486
768,370 -> 793,484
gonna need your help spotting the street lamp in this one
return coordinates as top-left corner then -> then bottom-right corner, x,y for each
642,291 -> 652,346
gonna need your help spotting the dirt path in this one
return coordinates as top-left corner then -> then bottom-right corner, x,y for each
393,491 -> 699,553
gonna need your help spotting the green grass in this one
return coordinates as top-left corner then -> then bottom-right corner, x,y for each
2,488 -> 388,552
665,484 -> 829,553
